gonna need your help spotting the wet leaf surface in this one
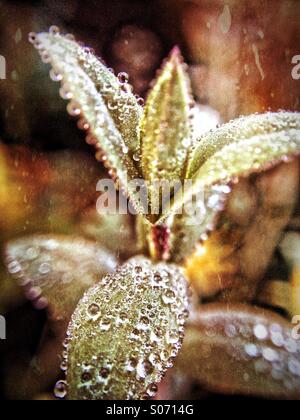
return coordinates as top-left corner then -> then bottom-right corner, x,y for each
175,304 -> 300,399
61,256 -> 189,400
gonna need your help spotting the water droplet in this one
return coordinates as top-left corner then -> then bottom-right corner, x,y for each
28,32 -> 36,44
137,97 -> 145,106
59,86 -> 73,100
49,25 -> 60,35
87,303 -> 100,319
99,318 -> 111,331
99,367 -> 110,379
81,372 -> 92,383
38,262 -> 51,275
60,360 -> 68,372
67,101 -> 81,117
162,290 -> 176,305
288,358 -> 300,377
253,324 -> 268,340
146,383 -> 158,397
244,343 -> 259,358
65,33 -> 75,41
118,72 -> 129,84
284,338 -> 298,354
225,323 -> 237,338
137,360 -> 154,378
49,68 -> 63,82
133,153 -> 140,162
7,261 -> 22,274
54,380 -> 67,399
262,347 -> 279,362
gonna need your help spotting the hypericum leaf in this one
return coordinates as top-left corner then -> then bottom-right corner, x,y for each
30,28 -> 145,214
59,257 -> 189,400
5,235 -> 117,321
140,47 -> 193,219
174,304 -> 300,399
164,112 -> 300,262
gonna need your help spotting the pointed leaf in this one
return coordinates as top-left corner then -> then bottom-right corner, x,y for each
140,47 -> 193,218
187,112 -> 300,179
60,257 -> 189,400
31,29 -> 145,214
5,235 -> 117,321
175,304 -> 300,399
164,112 -> 300,262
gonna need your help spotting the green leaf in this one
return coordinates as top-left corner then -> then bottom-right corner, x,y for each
174,304 -> 300,399
140,47 -> 193,219
165,112 -> 300,262
60,257 -> 189,400
5,235 -> 117,321
187,112 -> 300,178
31,29 -> 145,214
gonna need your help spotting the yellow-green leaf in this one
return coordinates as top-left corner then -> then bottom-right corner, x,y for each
60,257 -> 189,400
140,47 -> 193,218
165,112 -> 300,262
187,112 -> 300,178
31,29 -> 145,214
5,235 -> 117,321
174,304 -> 300,399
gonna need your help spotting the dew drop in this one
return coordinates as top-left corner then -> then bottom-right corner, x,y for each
118,72 -> 129,84
162,290 -> 176,305
67,101 -> 81,117
49,68 -> 63,82
49,25 -> 60,35
146,383 -> 158,397
253,324 -> 268,340
28,32 -> 36,44
38,262 -> 51,275
137,97 -> 145,106
77,118 -> 90,131
99,317 -> 111,331
60,360 -> 68,372
54,380 -> 67,399
262,347 -> 279,362
87,303 -> 100,318
59,86 -> 73,100
133,153 -> 140,162
244,343 -> 259,358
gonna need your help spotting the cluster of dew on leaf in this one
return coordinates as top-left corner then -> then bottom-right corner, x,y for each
26,26 -> 300,400
55,257 -> 189,400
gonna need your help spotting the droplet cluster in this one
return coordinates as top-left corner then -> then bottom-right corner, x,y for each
60,257 -> 189,400
140,47 -> 195,188
29,27 -> 145,216
188,112 -> 300,181
5,235 -> 117,319
168,183 -> 231,263
181,306 -> 300,397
